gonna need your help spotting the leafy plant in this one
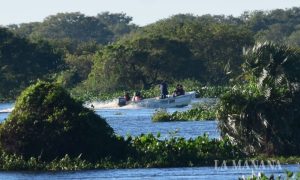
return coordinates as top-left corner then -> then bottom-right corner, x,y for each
0,81 -> 127,161
218,42 -> 300,156
152,103 -> 217,122
151,109 -> 172,122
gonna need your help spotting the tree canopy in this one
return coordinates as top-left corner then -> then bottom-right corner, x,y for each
0,28 -> 63,99
3,8 -> 300,98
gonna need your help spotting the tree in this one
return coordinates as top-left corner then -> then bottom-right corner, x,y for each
97,12 -> 138,41
30,12 -> 113,44
218,42 -> 300,155
0,28 -> 63,98
84,35 -> 196,92
141,15 -> 254,84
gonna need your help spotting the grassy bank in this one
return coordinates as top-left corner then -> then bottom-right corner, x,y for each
1,134 -> 299,171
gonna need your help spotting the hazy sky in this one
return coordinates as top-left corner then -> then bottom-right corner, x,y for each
0,0 -> 299,26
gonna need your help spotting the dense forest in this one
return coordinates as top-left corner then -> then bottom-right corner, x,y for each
1,8 -> 300,99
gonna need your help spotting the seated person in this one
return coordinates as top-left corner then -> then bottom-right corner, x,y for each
174,84 -> 185,96
124,92 -> 131,101
132,91 -> 142,102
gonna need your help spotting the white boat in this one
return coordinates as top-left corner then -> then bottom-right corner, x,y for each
0,108 -> 14,113
118,91 -> 196,108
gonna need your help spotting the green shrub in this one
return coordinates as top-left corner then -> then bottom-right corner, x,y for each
218,42 -> 300,156
0,81 -> 126,161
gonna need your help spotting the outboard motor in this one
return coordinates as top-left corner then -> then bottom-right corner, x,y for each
118,97 -> 127,106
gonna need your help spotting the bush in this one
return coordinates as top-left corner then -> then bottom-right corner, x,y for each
218,42 -> 300,156
0,81 -> 126,161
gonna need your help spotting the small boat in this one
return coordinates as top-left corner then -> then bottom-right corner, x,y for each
118,91 -> 196,108
0,108 -> 14,113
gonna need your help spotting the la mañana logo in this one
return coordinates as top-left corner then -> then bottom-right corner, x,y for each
214,160 -> 282,170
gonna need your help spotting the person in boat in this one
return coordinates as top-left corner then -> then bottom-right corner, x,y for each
178,84 -> 185,96
124,92 -> 131,101
160,81 -> 168,99
173,84 -> 185,97
173,84 -> 180,97
132,91 -> 142,102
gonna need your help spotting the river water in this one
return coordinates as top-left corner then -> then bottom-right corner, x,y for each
0,100 -> 299,179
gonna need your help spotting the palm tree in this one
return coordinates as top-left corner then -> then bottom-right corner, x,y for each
218,42 -> 300,155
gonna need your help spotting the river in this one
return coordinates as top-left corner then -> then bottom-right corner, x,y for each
0,100 -> 299,179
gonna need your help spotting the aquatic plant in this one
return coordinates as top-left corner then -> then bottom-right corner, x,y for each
151,109 -> 172,122
241,170 -> 300,180
126,133 -> 243,167
152,104 -> 217,122
0,133 -> 243,170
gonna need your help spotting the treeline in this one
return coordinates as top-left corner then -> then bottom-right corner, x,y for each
1,7 -> 300,99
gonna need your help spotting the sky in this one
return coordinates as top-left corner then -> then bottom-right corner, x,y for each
0,0 -> 300,26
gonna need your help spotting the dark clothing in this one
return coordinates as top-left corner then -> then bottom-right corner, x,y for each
176,88 -> 185,96
160,82 -> 168,99
124,92 -> 131,101
174,85 -> 185,96
124,94 -> 130,101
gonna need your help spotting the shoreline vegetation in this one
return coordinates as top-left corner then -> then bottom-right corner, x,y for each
1,133 -> 300,171
152,103 -> 218,122
71,84 -> 229,102
1,84 -> 228,103
0,134 -> 241,171
1,8 -> 300,177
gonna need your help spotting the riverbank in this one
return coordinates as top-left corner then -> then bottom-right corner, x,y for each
0,134 -> 241,171
0,133 -> 299,171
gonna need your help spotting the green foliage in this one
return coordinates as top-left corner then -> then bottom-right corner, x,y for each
0,134 -> 243,170
243,8 -> 300,45
84,35 -> 195,93
151,109 -> 172,122
0,81 -> 126,161
8,12 -> 137,53
0,28 -> 64,99
141,15 -> 254,84
152,104 -> 217,122
172,104 -> 217,121
128,134 -> 243,167
55,53 -> 94,89
218,42 -> 300,156
5,8 -> 300,98
243,170 -> 300,180
196,86 -> 231,98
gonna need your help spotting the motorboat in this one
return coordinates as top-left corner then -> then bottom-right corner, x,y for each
118,91 -> 196,108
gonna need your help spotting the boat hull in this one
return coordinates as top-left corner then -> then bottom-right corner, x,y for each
132,91 -> 195,108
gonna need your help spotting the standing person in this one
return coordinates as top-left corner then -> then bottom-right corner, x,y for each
160,81 -> 168,99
